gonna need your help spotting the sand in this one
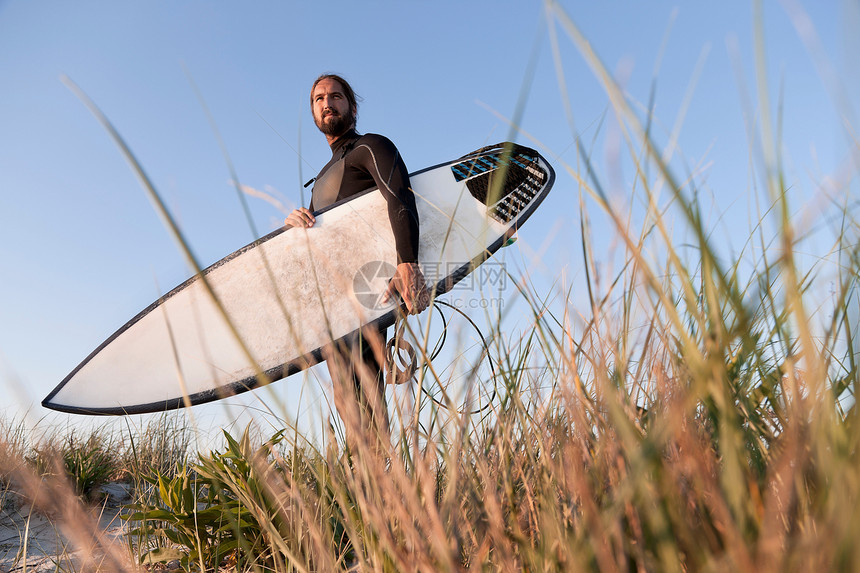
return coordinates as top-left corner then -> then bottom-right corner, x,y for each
0,481 -> 131,572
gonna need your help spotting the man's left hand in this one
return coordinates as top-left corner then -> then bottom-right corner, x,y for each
383,263 -> 431,315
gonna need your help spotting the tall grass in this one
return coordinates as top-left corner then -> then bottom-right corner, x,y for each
0,414 -> 194,571
3,1 -> 859,571
122,2 -> 860,565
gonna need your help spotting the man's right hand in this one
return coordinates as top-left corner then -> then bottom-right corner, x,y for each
284,208 -> 316,228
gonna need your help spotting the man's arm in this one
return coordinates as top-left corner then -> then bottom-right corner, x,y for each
355,135 -> 429,314
351,135 -> 419,262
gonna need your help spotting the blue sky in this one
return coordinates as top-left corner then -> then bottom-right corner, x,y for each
1,1 -> 857,438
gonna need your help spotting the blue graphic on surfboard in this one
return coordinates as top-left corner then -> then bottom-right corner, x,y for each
42,143 -> 555,415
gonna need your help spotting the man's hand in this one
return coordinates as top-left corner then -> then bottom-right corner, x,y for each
383,262 -> 430,315
284,207 -> 316,228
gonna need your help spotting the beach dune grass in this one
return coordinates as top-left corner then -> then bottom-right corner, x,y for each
2,1 -> 860,571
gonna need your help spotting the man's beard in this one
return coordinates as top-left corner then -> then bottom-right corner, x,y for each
316,111 -> 352,137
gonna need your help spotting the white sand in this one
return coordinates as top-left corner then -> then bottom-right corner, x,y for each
0,482 -> 130,572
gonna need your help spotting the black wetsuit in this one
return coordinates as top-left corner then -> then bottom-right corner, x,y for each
310,129 -> 419,264
311,129 -> 419,423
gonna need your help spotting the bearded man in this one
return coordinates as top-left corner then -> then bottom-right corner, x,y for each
285,73 -> 430,448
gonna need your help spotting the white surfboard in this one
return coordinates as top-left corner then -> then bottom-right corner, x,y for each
42,143 -> 555,415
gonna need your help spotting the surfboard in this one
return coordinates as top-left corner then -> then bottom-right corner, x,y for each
42,142 -> 555,415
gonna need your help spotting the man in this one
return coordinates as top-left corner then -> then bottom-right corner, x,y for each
285,73 -> 430,448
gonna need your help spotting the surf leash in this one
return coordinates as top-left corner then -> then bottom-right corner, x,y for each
385,300 -> 497,414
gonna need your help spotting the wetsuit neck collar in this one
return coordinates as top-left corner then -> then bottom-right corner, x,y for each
329,129 -> 360,154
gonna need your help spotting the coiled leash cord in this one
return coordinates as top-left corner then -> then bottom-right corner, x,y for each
384,300 -> 497,414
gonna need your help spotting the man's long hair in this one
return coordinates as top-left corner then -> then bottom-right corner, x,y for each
310,73 -> 360,127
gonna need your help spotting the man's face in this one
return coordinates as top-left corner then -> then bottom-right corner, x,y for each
312,78 -> 354,138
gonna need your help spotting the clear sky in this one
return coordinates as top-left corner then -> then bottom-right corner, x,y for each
1,1 -> 857,439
